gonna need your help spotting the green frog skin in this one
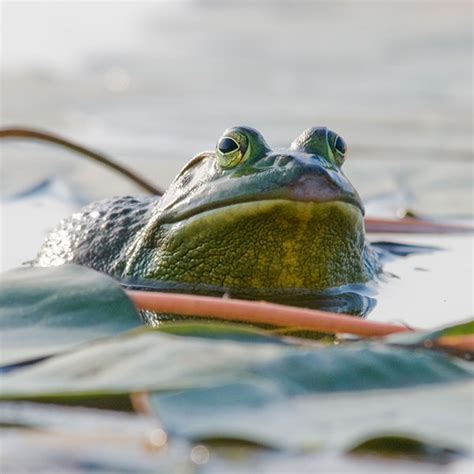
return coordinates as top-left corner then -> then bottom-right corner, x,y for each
35,126 -> 379,292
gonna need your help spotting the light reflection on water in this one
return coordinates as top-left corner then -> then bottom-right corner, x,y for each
369,233 -> 473,329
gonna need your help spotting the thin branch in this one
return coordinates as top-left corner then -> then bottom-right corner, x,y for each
127,290 -> 474,352
0,127 -> 164,196
435,335 -> 474,353
364,216 -> 473,234
126,289 -> 414,337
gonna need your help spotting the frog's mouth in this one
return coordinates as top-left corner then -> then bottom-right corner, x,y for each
174,197 -> 363,227
158,173 -> 364,225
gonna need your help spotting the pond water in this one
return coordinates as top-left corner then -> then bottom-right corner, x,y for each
1,2 -> 473,473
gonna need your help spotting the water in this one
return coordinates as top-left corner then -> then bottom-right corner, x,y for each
369,234 -> 473,329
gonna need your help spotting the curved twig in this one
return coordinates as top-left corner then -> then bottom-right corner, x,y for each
0,127 -> 164,196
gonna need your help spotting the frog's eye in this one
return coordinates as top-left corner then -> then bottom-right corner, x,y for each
290,127 -> 347,167
327,130 -> 347,167
216,132 -> 249,169
334,136 -> 347,157
218,137 -> 239,155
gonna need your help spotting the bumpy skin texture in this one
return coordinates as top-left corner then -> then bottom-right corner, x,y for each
36,196 -> 155,275
35,126 -> 380,292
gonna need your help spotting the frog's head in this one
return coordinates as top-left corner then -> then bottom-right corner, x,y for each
128,127 -> 373,290
158,125 -> 363,220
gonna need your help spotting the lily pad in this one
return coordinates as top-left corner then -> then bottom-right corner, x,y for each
0,327 -> 471,398
0,265 -> 140,366
156,321 -> 291,345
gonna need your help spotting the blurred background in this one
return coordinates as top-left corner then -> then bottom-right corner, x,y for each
1,0 -> 473,269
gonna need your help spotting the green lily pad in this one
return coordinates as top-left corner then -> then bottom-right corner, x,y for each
155,321 -> 291,345
0,327 -> 471,398
0,265 -> 140,366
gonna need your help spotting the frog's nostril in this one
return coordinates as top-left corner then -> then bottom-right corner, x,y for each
276,155 -> 292,167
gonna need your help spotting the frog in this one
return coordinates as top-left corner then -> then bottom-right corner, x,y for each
35,126 -> 380,297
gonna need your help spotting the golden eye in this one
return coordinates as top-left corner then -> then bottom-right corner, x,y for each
216,133 -> 248,169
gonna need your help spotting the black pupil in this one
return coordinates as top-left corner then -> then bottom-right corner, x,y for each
218,137 -> 239,154
334,136 -> 346,155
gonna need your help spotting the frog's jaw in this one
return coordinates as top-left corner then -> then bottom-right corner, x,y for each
124,200 -> 375,291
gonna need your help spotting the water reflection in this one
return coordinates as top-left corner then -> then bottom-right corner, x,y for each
368,233 -> 474,330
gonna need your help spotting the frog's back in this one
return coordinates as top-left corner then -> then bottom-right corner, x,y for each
35,196 -> 156,276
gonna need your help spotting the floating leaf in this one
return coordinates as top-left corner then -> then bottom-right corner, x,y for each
156,321 -> 290,345
0,265 -> 140,366
1,328 -> 470,399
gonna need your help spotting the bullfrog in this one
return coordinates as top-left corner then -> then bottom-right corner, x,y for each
35,126 -> 380,296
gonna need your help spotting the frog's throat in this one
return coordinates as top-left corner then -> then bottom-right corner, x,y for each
124,199 -> 372,290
